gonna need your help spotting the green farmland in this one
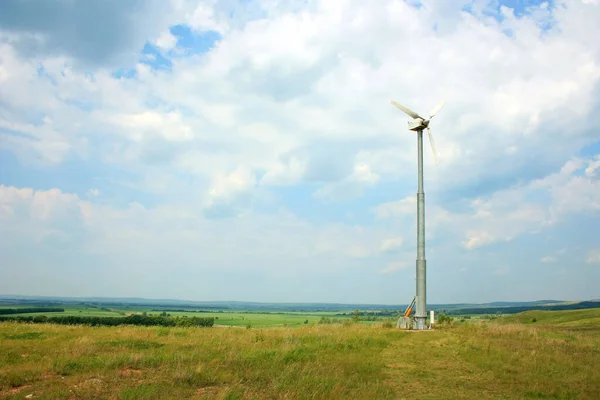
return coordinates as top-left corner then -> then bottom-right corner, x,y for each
0,305 -> 353,328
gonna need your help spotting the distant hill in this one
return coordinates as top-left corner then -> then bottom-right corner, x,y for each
447,301 -> 600,315
2,294 -> 597,314
501,308 -> 600,328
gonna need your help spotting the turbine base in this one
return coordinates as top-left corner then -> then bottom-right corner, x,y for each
413,316 -> 428,330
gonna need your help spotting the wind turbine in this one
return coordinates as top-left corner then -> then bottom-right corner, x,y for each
390,99 -> 445,330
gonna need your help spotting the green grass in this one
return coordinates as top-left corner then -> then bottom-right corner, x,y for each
499,308 -> 600,330
176,312 -> 331,327
1,308 -> 599,399
0,305 -> 351,327
0,323 -> 396,399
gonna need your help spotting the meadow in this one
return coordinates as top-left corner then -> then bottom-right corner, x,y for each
1,309 -> 599,399
0,305 -> 349,328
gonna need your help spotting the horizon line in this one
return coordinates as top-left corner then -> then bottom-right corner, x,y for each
1,293 -> 592,307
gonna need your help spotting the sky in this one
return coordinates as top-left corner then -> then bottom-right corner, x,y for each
0,0 -> 599,305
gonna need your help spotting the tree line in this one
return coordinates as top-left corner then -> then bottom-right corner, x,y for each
0,307 -> 64,315
0,314 -> 214,327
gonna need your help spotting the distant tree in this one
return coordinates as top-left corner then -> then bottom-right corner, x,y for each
318,317 -> 335,324
304,319 -> 308,324
352,309 -> 360,322
0,308 -> 64,315
33,315 -> 48,323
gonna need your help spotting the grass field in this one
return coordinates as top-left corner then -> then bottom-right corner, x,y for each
0,306 -> 350,327
1,308 -> 599,399
500,308 -> 600,329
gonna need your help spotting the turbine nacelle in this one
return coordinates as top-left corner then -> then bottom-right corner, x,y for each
408,118 -> 427,131
390,99 -> 445,164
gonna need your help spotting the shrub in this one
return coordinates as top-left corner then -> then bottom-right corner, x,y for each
436,313 -> 453,325
382,320 -> 395,328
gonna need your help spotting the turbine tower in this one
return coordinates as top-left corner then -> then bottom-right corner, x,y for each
390,99 -> 445,330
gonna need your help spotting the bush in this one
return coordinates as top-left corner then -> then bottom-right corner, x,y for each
318,317 -> 335,324
436,313 -> 453,325
176,318 -> 196,327
381,320 -> 395,328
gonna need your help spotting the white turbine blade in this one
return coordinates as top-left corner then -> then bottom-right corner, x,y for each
428,100 -> 445,120
427,127 -> 439,165
390,100 -> 422,120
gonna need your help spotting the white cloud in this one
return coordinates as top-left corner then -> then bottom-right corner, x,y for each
379,237 -> 404,253
374,156 -> 600,250
463,156 -> 600,248
107,110 -> 194,142
2,0 -> 600,189
260,156 -> 306,187
541,256 -> 557,263
155,30 -> 178,50
202,167 -> 257,215
585,156 -> 600,177
586,249 -> 600,264
374,196 -> 416,219
0,184 -> 394,268
86,189 -> 100,197
463,231 -> 496,250
313,162 -> 380,201
380,262 -> 408,274
462,157 -> 600,249
183,1 -> 228,34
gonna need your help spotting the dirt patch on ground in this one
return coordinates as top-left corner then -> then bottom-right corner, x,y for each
119,368 -> 142,378
196,386 -> 219,397
0,384 -> 32,397
40,374 -> 62,381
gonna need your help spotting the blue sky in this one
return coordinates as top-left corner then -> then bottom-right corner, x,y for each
0,0 -> 599,304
